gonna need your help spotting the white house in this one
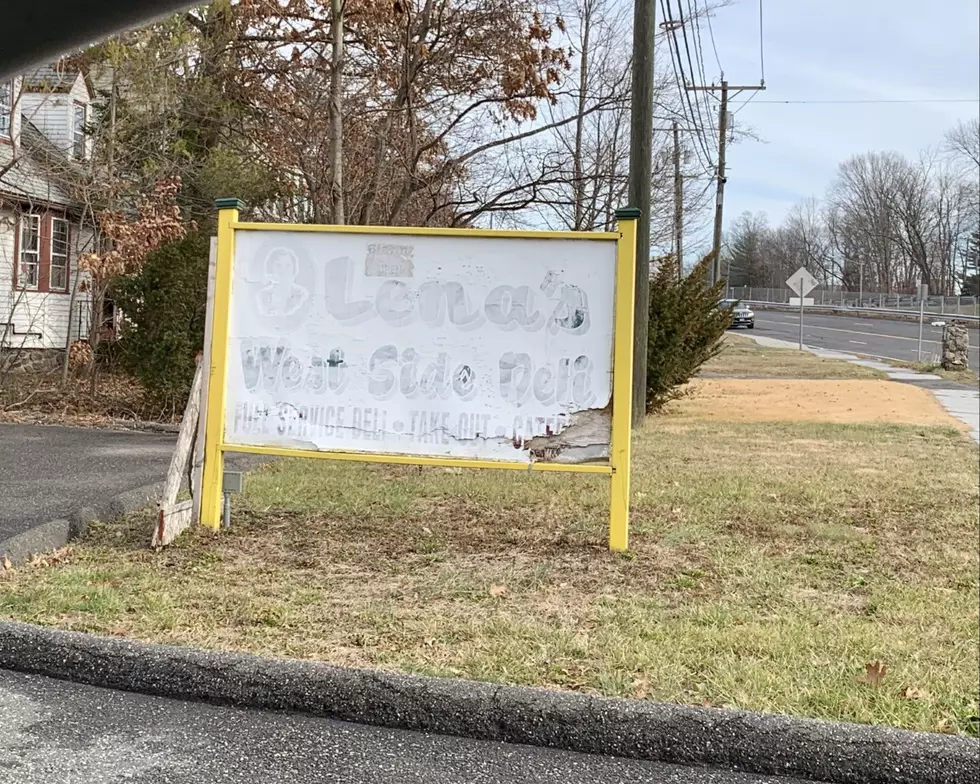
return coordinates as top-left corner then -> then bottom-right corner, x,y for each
1,62 -> 95,365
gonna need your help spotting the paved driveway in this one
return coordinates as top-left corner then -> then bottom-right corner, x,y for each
0,423 -> 176,543
0,670 -> 823,784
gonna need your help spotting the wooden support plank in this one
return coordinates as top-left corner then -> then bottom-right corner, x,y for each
152,356 -> 204,548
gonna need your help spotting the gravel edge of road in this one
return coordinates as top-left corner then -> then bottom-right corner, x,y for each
0,622 -> 975,784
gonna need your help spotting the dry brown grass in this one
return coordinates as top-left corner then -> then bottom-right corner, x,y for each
678,378 -> 967,429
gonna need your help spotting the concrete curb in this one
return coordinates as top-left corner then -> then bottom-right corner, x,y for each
0,621 -> 974,784
0,454 -> 271,565
0,480 -> 165,566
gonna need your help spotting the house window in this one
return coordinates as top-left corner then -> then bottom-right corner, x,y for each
19,214 -> 41,289
72,102 -> 86,159
51,217 -> 70,291
0,81 -> 11,138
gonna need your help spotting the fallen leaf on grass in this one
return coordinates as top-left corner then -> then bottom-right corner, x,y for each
25,547 -> 73,569
489,585 -> 508,597
857,660 -> 887,686
1,556 -> 11,571
630,677 -> 648,699
899,686 -> 930,701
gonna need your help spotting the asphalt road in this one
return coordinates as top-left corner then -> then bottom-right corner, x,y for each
0,670 -> 823,784
751,310 -> 980,369
0,423 -> 176,543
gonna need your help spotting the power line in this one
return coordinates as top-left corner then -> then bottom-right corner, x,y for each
732,90 -> 762,115
749,98 -> 980,104
686,0 -> 720,137
734,89 -> 761,114
662,0 -> 716,174
660,0 -> 712,175
660,0 -> 716,175
699,0 -> 723,77
674,0 -> 715,146
686,1 -> 711,86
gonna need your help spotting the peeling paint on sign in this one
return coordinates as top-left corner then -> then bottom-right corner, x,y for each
224,231 -> 617,463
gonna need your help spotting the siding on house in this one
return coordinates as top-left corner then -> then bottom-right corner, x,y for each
19,93 -> 72,156
20,74 -> 91,158
0,206 -> 93,350
1,67 -> 95,352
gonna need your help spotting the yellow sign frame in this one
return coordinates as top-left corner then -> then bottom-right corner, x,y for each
201,199 -> 637,550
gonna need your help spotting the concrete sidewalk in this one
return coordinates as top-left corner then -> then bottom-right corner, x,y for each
745,335 -> 980,443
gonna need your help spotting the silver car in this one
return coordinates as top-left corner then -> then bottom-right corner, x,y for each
721,299 -> 755,329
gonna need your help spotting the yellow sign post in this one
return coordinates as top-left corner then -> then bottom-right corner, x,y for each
200,200 -> 637,550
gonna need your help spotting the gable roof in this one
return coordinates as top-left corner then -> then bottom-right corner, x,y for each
22,62 -> 92,98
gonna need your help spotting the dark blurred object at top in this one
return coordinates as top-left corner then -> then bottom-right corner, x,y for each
1,1 -> 198,82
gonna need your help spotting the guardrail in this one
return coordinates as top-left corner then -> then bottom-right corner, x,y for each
741,300 -> 980,324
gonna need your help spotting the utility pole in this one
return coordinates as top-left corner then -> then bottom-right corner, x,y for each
627,0 -> 656,425
672,120 -> 683,279
687,81 -> 766,285
711,81 -> 728,285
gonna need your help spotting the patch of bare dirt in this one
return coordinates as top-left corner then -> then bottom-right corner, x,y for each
675,379 -> 967,429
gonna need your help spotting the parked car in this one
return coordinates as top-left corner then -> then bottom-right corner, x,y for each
720,299 -> 755,329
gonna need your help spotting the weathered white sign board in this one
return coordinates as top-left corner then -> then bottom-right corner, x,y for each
223,231 -> 617,464
786,267 -> 819,298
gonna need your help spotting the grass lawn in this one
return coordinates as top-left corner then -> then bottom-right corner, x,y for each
703,334 -> 886,379
2,355 -> 977,736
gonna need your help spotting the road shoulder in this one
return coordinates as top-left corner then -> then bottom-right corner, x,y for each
0,622 -> 974,784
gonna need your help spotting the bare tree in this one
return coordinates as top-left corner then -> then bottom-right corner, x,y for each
944,117 -> 980,170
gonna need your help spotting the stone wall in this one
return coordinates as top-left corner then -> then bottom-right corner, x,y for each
0,348 -> 63,375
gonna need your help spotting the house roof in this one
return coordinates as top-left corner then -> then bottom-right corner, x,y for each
22,61 -> 94,100
22,63 -> 81,93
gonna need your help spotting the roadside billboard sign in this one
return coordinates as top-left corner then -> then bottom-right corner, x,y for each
199,201 -> 639,550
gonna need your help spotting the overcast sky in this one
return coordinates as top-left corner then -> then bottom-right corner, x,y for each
701,0 -> 980,238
